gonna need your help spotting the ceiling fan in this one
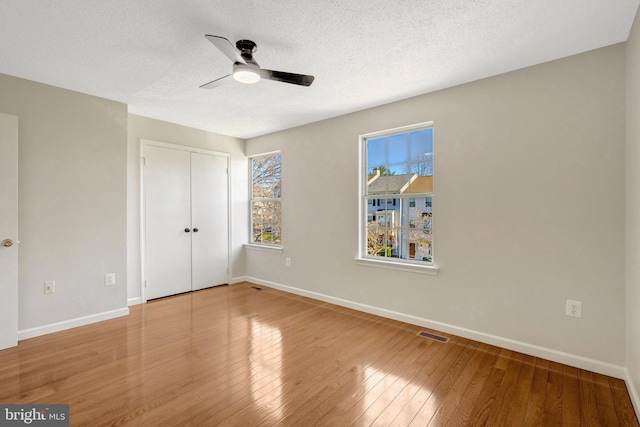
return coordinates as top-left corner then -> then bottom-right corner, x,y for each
200,35 -> 315,89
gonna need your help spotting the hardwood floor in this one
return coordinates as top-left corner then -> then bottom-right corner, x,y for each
0,282 -> 637,426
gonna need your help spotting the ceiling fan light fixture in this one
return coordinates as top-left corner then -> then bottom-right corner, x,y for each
201,35 -> 314,89
233,68 -> 260,84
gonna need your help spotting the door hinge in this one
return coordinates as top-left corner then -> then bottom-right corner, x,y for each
144,279 -> 148,288
141,157 -> 146,166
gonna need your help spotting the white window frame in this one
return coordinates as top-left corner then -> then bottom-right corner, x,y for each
356,122 -> 439,275
248,151 -> 283,250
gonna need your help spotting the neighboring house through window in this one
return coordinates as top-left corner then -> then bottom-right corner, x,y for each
361,122 -> 434,264
250,152 -> 282,246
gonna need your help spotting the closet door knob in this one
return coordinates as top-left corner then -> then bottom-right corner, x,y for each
193,228 -> 199,233
184,228 -> 191,233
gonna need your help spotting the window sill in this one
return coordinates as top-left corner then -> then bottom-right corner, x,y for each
354,257 -> 439,275
244,243 -> 285,253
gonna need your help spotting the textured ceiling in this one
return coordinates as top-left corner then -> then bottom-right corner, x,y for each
0,0 -> 638,139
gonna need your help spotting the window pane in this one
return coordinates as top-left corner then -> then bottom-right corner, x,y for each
409,129 -> 433,178
409,161 -> 433,177
251,201 -> 265,243
251,200 -> 281,244
405,176 -> 433,194
409,129 -> 433,161
367,137 -> 386,168
404,224 -> 432,262
366,222 -> 398,258
366,196 -> 433,262
252,154 -> 281,198
388,133 -> 408,164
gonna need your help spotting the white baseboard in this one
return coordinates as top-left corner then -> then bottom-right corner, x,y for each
128,297 -> 142,306
18,307 -> 129,341
624,368 -> 640,421
245,276 -> 627,380
230,276 -> 250,284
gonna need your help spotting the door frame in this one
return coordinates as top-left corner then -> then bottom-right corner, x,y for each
140,139 -> 231,303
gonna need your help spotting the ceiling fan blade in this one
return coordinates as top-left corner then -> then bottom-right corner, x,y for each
260,69 -> 315,87
199,74 -> 232,89
205,35 -> 245,64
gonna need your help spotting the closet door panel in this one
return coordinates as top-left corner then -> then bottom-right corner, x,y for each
191,152 -> 229,290
144,146 -> 192,299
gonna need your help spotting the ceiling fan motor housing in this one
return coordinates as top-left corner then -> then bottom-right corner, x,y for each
236,39 -> 257,55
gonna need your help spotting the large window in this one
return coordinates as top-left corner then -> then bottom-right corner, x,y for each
361,123 -> 434,264
250,152 -> 281,246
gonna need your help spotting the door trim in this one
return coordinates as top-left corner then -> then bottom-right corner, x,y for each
140,139 -> 231,303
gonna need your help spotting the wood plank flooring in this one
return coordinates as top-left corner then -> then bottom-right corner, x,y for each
0,282 -> 637,426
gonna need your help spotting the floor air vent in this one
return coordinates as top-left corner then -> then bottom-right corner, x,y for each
418,331 -> 449,343
250,286 -> 263,291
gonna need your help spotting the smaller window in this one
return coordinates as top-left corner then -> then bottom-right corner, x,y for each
409,198 -> 416,207
250,153 -> 281,246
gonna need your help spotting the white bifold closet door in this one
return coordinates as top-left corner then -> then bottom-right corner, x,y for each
190,152 -> 229,291
143,143 -> 229,300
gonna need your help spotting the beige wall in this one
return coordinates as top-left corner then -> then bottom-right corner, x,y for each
127,114 -> 247,302
0,73 -> 128,330
626,7 -> 640,415
246,44 -> 626,370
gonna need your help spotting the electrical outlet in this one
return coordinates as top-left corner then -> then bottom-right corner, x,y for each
44,281 -> 55,294
285,258 -> 291,267
566,300 -> 582,318
104,273 -> 116,286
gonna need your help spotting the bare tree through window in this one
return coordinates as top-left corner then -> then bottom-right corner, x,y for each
251,153 -> 282,245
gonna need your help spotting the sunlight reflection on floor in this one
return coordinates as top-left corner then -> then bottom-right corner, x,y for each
250,318 -> 283,421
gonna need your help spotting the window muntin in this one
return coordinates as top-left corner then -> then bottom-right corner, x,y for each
363,124 -> 434,264
250,153 -> 281,246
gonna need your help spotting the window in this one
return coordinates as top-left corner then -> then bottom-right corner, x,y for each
361,122 -> 434,265
250,153 -> 281,246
